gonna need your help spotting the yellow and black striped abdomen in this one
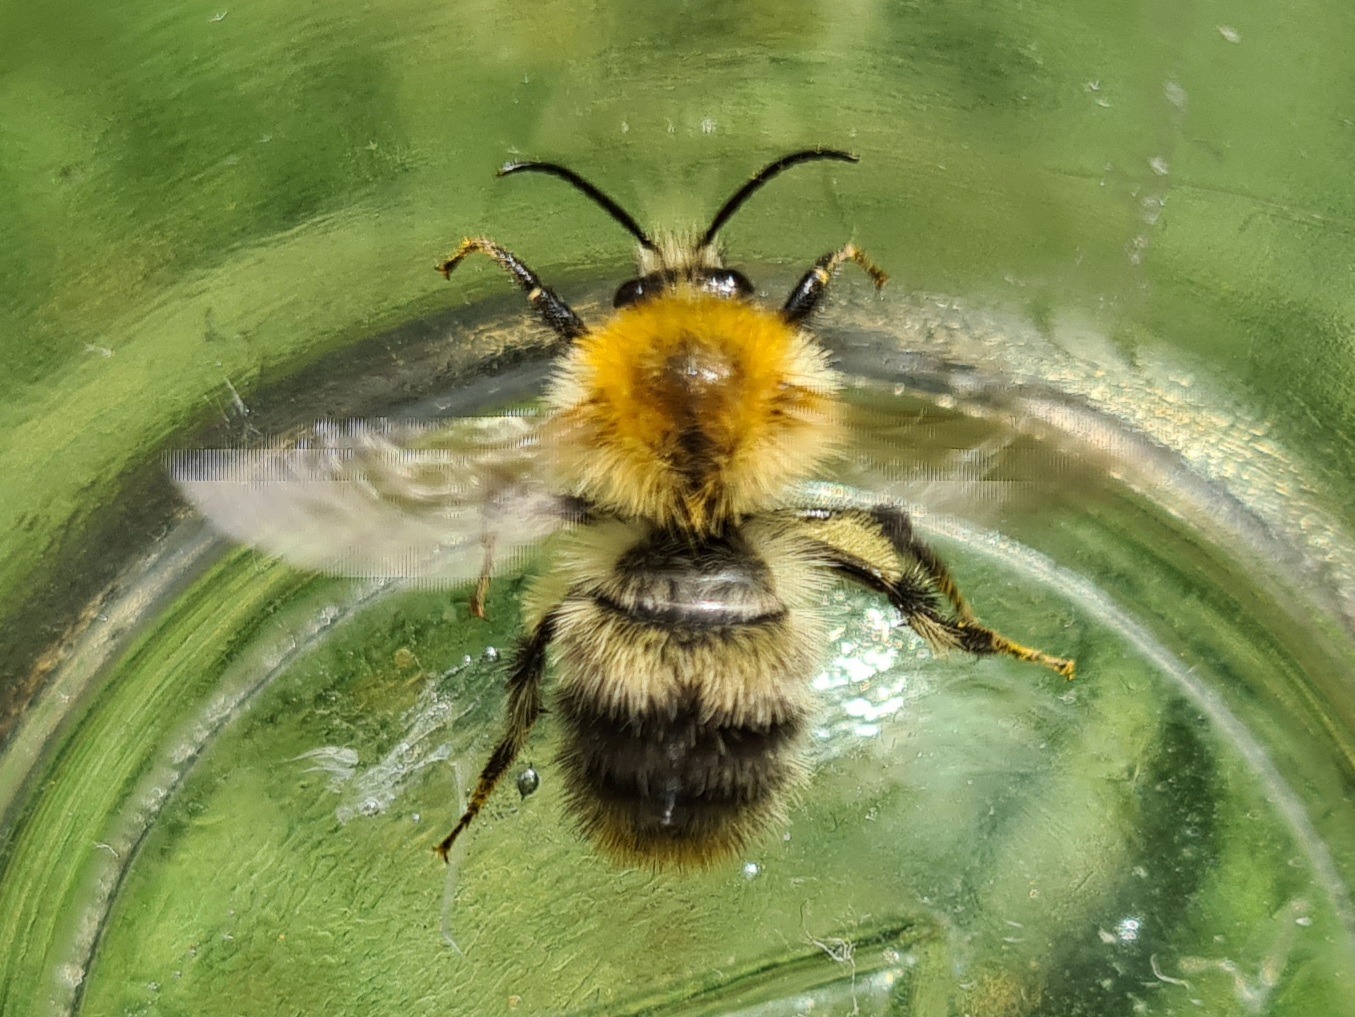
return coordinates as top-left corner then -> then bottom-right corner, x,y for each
549,529 -> 822,867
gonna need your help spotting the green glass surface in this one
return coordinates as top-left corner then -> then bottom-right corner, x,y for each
3,2 -> 1354,1015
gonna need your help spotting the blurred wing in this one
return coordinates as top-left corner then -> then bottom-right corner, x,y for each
827,395 -> 1052,521
171,415 -> 573,584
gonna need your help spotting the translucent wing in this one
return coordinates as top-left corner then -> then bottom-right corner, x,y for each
171,414 -> 574,584
828,392 -> 1061,523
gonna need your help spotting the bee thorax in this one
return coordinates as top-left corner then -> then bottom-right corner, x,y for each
546,292 -> 842,532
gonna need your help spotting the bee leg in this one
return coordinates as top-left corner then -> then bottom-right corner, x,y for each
905,586 -> 1076,679
831,554 -> 1075,679
469,572 -> 492,621
469,534 -> 496,620
782,242 -> 888,325
900,572 -> 1076,680
798,504 -> 1075,678
436,237 -> 588,342
435,613 -> 557,862
866,504 -> 977,624
793,505 -> 976,623
863,505 -> 1073,675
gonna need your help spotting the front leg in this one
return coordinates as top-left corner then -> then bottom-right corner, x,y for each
437,237 -> 588,342
436,609 -> 558,862
794,505 -> 1075,679
782,242 -> 888,325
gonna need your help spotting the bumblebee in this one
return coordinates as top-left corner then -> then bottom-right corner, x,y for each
174,149 -> 1074,870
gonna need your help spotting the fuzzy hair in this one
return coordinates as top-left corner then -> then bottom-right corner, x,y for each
545,290 -> 842,532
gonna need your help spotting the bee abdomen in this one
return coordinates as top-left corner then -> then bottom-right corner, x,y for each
556,687 -> 807,867
545,525 -> 823,865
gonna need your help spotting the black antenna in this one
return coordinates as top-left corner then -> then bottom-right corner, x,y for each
699,148 -> 858,249
499,161 -> 657,252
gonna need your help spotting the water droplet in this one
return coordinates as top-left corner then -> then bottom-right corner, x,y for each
516,766 -> 540,799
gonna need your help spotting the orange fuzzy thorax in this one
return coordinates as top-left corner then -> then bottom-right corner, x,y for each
546,290 -> 841,532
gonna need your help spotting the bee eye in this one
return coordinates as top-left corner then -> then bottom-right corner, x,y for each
701,269 -> 755,300
614,277 -> 651,308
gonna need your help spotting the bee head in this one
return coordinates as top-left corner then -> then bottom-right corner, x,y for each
614,236 -> 754,308
499,149 -> 859,310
